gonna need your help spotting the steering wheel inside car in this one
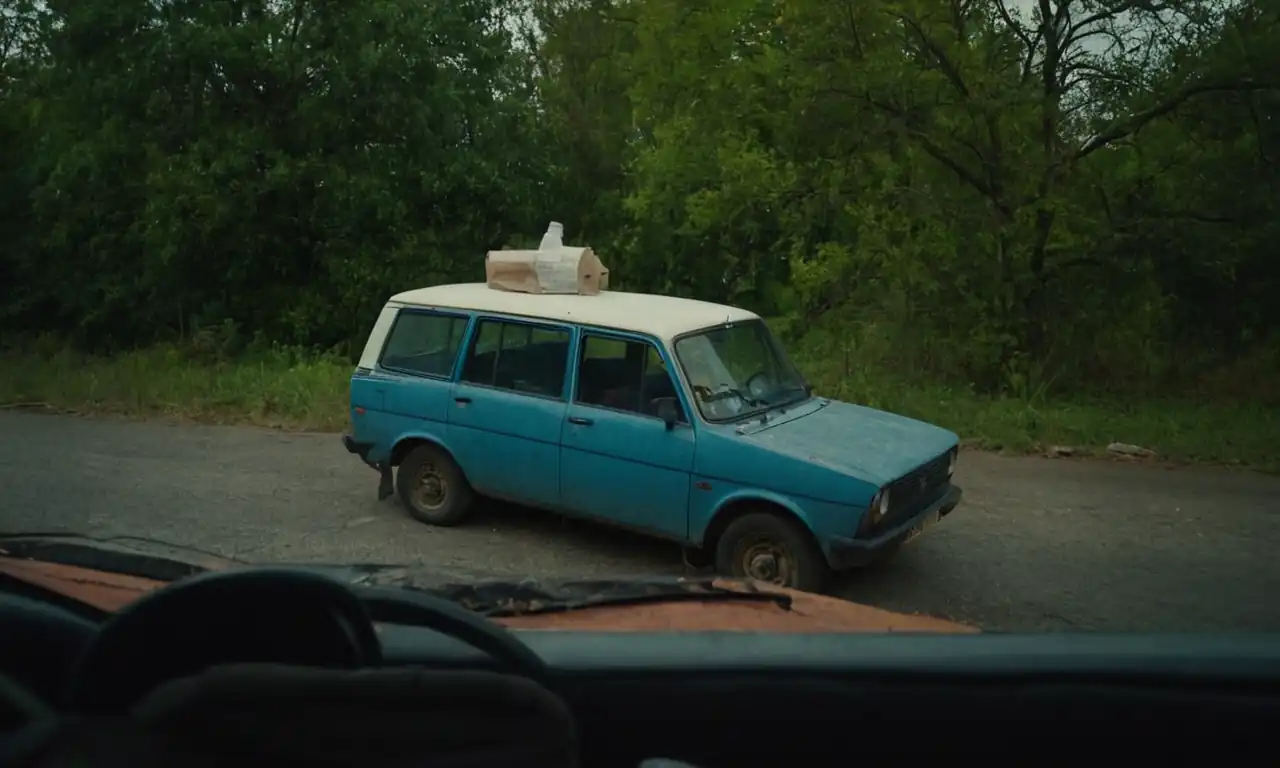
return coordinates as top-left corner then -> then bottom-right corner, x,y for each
65,567 -> 550,714
357,585 -> 547,680
66,568 -> 384,713
743,371 -> 772,401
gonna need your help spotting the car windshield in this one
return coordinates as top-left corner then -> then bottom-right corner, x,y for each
1,0 -> 1278,645
674,320 -> 810,422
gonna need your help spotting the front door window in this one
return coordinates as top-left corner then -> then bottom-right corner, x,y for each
576,334 -> 686,422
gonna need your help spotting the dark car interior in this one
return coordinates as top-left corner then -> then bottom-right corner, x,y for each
381,347 -> 459,378
380,338 -> 684,423
463,337 -> 571,398
578,356 -> 683,420
1,567 -> 1278,767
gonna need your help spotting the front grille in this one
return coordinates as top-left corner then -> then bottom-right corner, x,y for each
879,452 -> 951,529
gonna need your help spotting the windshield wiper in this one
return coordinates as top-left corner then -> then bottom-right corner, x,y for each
704,386 -> 766,408
770,383 -> 813,411
421,578 -> 792,618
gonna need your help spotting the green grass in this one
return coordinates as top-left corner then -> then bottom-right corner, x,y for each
812,373 -> 1279,471
792,343 -> 1280,472
1,344 -> 1276,472
0,345 -> 353,431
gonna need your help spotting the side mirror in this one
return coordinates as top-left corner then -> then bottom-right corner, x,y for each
653,398 -> 679,431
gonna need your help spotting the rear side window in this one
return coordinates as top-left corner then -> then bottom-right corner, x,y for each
379,311 -> 469,378
460,318 -> 571,398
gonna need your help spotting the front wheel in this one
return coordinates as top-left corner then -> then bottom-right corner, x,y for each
395,444 -> 474,526
714,512 -> 830,593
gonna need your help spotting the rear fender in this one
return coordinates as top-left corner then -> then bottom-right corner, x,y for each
388,431 -> 458,470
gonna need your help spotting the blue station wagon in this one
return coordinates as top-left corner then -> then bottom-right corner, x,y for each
342,283 -> 962,592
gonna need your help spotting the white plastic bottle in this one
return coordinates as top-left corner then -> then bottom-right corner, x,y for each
539,221 -> 564,252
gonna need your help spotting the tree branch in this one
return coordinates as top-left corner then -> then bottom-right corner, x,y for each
892,12 -> 969,97
992,0 -> 1040,84
1075,78 -> 1280,160
865,95 -> 1012,214
1064,1 -> 1176,50
1135,208 -> 1242,225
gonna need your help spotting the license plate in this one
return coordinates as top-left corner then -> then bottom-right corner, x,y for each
902,511 -> 941,546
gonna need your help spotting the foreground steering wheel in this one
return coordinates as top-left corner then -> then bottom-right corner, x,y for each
0,674 -> 57,768
67,568 -> 382,713
0,673 -> 54,730
358,585 -> 547,680
66,566 -> 551,714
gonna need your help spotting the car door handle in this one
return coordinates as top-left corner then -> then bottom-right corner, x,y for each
567,416 -> 594,426
454,397 -> 472,404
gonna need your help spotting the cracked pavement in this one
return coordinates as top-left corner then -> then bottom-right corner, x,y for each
1,411 -> 1277,631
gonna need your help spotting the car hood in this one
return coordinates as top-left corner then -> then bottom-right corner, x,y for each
0,533 -> 975,634
742,399 -> 959,485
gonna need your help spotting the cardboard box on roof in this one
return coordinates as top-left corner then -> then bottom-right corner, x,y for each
485,222 -> 610,295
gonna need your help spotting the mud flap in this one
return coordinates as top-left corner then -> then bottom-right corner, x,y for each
377,464 -> 394,501
681,546 -> 713,572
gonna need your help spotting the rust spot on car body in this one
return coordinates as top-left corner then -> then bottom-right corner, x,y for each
0,557 -> 974,633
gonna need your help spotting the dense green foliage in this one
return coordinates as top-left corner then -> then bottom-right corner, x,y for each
2,0 -> 1277,402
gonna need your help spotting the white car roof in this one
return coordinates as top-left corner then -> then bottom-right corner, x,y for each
389,283 -> 759,342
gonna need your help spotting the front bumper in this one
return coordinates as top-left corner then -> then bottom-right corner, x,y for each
824,484 -> 963,570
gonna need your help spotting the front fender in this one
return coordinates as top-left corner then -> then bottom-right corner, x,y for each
709,488 -> 808,528
690,481 -> 857,550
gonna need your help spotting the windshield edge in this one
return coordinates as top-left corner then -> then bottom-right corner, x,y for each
672,318 -> 812,425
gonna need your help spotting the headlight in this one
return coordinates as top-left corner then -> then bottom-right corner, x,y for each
875,488 -> 891,519
859,488 -> 892,536
948,449 -> 957,477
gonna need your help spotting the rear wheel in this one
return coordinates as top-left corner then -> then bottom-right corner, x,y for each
395,444 -> 474,527
714,512 -> 830,593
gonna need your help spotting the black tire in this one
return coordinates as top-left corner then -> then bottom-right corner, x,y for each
714,511 -> 830,593
395,444 -> 474,526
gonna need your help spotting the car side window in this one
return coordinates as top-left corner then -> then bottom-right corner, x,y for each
460,318 -> 571,398
576,333 -> 687,422
379,311 -> 469,378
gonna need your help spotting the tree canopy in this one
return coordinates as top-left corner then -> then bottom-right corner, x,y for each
2,0 -> 1276,397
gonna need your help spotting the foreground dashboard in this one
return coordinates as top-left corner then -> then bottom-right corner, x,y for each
3,571 -> 1280,766
383,627 -> 1280,762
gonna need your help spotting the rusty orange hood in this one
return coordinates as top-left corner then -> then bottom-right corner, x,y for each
0,535 -> 975,634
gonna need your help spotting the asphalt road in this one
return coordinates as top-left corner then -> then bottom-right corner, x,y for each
1,410 -> 1277,632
